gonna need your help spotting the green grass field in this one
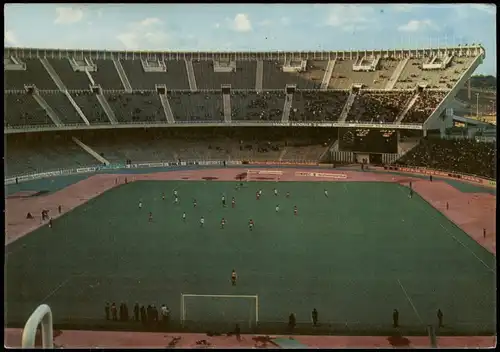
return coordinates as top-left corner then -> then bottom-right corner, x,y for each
5,181 -> 496,334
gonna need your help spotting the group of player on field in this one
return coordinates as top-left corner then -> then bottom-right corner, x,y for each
138,187 -> 330,229
137,187 -> 329,286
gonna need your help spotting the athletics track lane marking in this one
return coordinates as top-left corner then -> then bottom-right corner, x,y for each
396,185 -> 495,274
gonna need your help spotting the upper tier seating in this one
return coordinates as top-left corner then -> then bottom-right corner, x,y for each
402,91 -> 447,124
70,91 -> 110,124
39,92 -> 84,125
105,92 -> 166,123
120,60 -> 190,90
231,91 -> 286,121
289,91 -> 349,121
168,91 -> 224,122
192,61 -> 256,89
4,92 -> 54,127
346,91 -> 413,123
5,59 -> 58,90
48,59 -> 90,89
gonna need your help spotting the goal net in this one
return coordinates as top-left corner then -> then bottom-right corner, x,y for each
181,294 -> 259,329
246,170 -> 282,182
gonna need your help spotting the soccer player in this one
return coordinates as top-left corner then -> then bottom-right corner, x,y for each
182,212 -> 186,222
248,219 -> 254,231
149,212 -> 153,222
232,197 -> 236,208
259,189 -> 263,196
256,192 -> 260,200
222,195 -> 226,207
193,199 -> 197,208
274,188 -> 278,196
286,191 -> 290,198
409,188 -> 413,199
231,269 -> 237,286
174,196 -> 179,204
162,192 -> 165,201
139,200 -> 143,209
275,204 -> 280,213
221,218 -> 226,229
294,205 -> 298,216
173,189 -> 178,197
324,189 -> 328,198
48,218 -> 53,228
200,216 -> 205,228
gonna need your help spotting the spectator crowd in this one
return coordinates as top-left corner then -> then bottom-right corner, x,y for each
397,136 -> 495,179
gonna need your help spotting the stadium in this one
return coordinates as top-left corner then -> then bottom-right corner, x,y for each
4,44 -> 496,348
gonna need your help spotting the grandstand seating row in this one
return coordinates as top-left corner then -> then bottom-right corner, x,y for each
4,90 -> 448,126
4,57 -> 475,91
4,127 -> 333,177
5,128 -> 495,181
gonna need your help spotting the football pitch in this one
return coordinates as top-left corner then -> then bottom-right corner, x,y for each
5,180 -> 496,335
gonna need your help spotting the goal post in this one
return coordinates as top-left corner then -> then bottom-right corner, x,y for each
181,294 -> 259,329
246,169 -> 282,182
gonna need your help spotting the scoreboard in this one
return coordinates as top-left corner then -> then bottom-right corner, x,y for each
338,128 -> 398,153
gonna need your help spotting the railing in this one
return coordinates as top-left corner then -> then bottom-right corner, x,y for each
21,304 -> 54,348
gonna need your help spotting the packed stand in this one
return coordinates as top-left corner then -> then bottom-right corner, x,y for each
289,91 -> 349,121
168,91 -> 224,122
231,91 -> 285,121
4,93 -> 54,127
70,91 -> 110,124
105,91 -> 166,123
346,91 -> 412,123
396,137 -> 495,179
48,58 -> 91,89
402,90 -> 447,124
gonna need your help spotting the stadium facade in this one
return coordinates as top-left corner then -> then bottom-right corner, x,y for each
3,44 -> 491,177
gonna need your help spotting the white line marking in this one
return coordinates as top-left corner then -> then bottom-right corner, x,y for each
397,279 -> 423,324
439,224 -> 495,273
396,185 -> 495,273
38,271 -> 86,305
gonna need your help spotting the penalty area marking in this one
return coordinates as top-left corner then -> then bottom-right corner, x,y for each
397,279 -> 423,324
396,185 -> 495,274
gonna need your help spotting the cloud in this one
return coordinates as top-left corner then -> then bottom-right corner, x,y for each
54,7 -> 84,25
325,5 -> 376,31
398,19 -> 438,32
231,13 -> 252,32
116,17 -> 169,50
469,4 -> 496,15
4,30 -> 19,46
257,19 -> 272,27
392,4 -> 417,12
280,17 -> 291,26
